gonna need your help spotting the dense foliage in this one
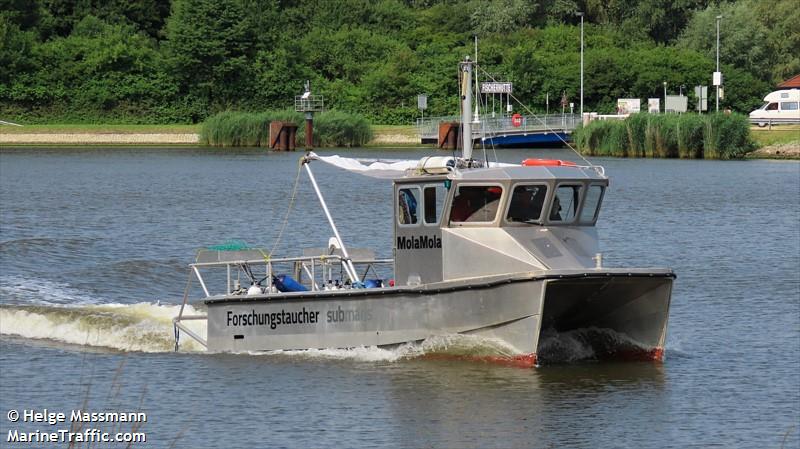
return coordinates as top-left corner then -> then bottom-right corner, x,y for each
573,112 -> 754,159
1,0 -> 797,125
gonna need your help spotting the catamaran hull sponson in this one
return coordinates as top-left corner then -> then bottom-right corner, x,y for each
202,270 -> 674,364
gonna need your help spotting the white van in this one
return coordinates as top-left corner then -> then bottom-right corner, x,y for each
749,89 -> 800,126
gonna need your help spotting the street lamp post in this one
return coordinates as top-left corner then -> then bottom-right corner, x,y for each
577,12 -> 584,118
663,81 -> 667,113
716,15 -> 722,112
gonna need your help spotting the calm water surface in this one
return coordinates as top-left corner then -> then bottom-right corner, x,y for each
1,147 -> 798,448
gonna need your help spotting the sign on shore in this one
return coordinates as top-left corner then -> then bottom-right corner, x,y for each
481,82 -> 513,94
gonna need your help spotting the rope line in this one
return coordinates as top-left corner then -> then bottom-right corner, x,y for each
475,64 -> 594,167
475,85 -> 501,166
268,158 -> 303,258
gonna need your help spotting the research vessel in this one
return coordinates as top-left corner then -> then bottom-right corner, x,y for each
173,58 -> 674,366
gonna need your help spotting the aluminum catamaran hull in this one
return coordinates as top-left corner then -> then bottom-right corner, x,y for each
201,269 -> 673,365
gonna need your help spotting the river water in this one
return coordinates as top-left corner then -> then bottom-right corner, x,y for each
0,146 -> 798,448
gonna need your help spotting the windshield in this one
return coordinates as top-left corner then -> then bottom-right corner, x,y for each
549,185 -> 582,223
579,185 -> 604,224
506,184 -> 548,224
397,187 -> 420,225
449,185 -> 503,223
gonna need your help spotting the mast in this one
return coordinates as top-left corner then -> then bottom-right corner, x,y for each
473,36 -> 480,123
460,57 -> 474,161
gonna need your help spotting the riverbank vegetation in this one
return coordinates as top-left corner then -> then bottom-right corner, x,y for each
573,113 -> 754,159
1,1 -> 797,126
199,110 -> 372,147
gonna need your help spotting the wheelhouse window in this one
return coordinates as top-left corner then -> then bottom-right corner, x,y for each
549,185 -> 582,223
449,185 -> 503,223
424,184 -> 446,225
397,187 -> 420,225
506,184 -> 548,224
579,185 -> 604,224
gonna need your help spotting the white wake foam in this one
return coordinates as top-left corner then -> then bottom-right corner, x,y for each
0,302 -> 207,353
255,334 -> 522,363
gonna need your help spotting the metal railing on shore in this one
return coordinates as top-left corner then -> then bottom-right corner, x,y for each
416,114 -> 581,141
749,117 -> 800,129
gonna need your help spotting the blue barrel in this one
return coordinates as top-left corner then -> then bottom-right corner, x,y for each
364,279 -> 383,288
273,274 -> 309,292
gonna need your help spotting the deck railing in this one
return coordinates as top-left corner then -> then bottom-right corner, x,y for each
173,253 -> 393,350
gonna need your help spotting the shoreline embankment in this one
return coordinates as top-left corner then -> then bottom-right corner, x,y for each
745,141 -> 800,159
0,127 -> 419,147
0,132 -> 200,145
1,125 -> 796,158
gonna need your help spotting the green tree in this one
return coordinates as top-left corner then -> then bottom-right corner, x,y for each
678,1 -> 771,83
629,0 -> 710,43
470,0 -> 535,35
0,0 -> 794,126
34,0 -> 171,39
1,14 -> 182,122
750,0 -> 800,83
0,14 -> 38,85
253,44 -> 312,109
0,0 -> 43,31
165,0 -> 257,117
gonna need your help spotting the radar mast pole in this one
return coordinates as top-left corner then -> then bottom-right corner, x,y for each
460,57 -> 473,161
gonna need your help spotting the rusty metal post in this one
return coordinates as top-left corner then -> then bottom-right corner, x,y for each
279,125 -> 289,151
269,121 -> 283,150
305,112 -> 313,149
447,126 -> 456,150
438,122 -> 459,150
288,124 -> 297,151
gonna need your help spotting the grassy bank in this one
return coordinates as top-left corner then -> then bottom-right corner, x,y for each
0,122 -> 422,146
200,110 -> 373,148
367,125 -> 419,146
0,124 -> 199,134
747,126 -> 800,159
750,125 -> 800,148
573,112 -> 755,159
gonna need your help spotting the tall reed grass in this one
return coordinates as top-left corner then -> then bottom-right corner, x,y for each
314,110 -> 373,147
573,112 -> 754,159
200,110 -> 373,148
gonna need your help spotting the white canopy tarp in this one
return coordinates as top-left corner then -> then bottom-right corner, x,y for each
310,153 -> 422,179
310,152 -> 516,179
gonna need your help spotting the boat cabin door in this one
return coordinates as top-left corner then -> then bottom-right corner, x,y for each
393,181 -> 448,286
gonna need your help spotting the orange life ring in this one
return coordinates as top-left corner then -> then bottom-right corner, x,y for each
511,113 -> 523,127
521,158 -> 578,167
